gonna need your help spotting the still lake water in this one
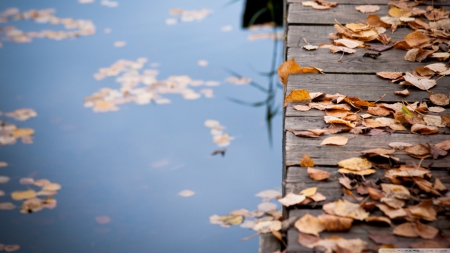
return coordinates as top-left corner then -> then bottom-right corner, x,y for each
0,0 -> 283,252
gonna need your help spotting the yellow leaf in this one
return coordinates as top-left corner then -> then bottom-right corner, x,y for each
294,214 -> 325,236
300,154 -> 315,167
300,187 -> 317,197
284,89 -> 311,107
11,128 -> 34,137
11,190 -> 36,200
337,157 -> 372,171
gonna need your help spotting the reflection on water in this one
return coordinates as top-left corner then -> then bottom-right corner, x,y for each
0,0 -> 283,252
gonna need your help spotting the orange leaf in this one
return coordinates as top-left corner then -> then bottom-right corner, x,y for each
300,154 -> 315,167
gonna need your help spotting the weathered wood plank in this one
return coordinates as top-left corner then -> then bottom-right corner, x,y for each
288,4 -> 450,25
284,131 -> 450,167
284,74 -> 450,117
287,47 -> 444,73
286,209 -> 450,253
259,233 -> 281,253
287,25 -> 411,48
285,166 -> 450,206
287,0 -> 450,5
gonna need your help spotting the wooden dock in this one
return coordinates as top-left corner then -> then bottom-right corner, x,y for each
281,0 -> 450,252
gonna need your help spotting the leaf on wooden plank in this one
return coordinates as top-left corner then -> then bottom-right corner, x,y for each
356,5 -> 380,13
334,39 -> 362,49
345,96 -> 376,108
393,222 -> 419,237
424,115 -> 445,127
308,129 -> 327,136
381,197 -> 405,209
408,200 -> 436,221
428,106 -> 445,113
334,199 -> 369,220
323,202 -> 336,215
290,130 -> 319,138
368,233 -> 398,245
357,185 -> 368,195
300,154 -> 315,167
368,44 -> 393,52
307,167 -> 330,181
293,105 -> 311,111
442,115 -> 450,127
337,157 -> 372,171
367,14 -> 391,28
414,66 -> 435,77
381,183 -> 410,200
278,193 -> 306,207
278,59 -> 321,86
411,124 -> 439,135
325,109 -> 350,118
302,1 -> 331,10
435,139 -> 450,150
431,52 -> 450,61
361,148 -> 395,157
311,103 -> 351,111
295,214 -> 325,236
367,106 -> 391,116
405,143 -> 431,159
388,142 -> 413,150
429,92 -> 449,106
253,220 -> 281,233
376,204 -> 407,219
367,187 -> 384,201
426,63 -> 448,73
302,45 -> 319,51
394,89 -> 410,96
338,177 -> 357,190
323,116 -> 355,128
365,216 -> 392,226
300,187 -> 317,197
310,192 -> 327,202
284,89 -> 311,107
11,190 -> 36,200
403,72 -> 436,90
410,240 -> 446,248
414,220 -> 439,239
385,165 -> 430,179
320,136 -> 348,146
376,71 -> 403,80
389,7 -> 412,18
434,178 -> 447,192
317,214 -> 353,232
413,177 -> 441,196
330,46 -> 356,54
404,30 -> 429,48
298,232 -> 321,248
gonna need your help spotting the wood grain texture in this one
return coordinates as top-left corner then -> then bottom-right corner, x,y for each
286,47 -> 445,73
288,4 -> 450,25
284,131 -> 450,167
287,25 -> 411,48
286,209 -> 450,252
287,0 -> 450,5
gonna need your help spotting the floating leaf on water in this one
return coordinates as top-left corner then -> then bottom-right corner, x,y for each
257,202 -> 277,212
255,189 -> 281,200
0,162 -> 7,168
11,190 -> 36,200
178,190 -> 195,197
4,244 -> 20,252
33,179 -> 51,187
5,108 -> 37,121
0,176 -> 10,184
19,177 -> 34,185
11,128 -> 34,137
0,202 -> 16,210
43,183 -> 62,191
252,220 -> 281,233
95,216 -> 111,224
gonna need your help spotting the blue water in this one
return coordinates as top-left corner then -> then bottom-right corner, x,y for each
0,0 -> 283,252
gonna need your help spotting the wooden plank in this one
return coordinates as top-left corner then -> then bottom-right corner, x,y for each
288,4 -> 450,25
285,166 -> 450,206
285,74 -> 450,117
286,209 -> 450,253
287,25 -> 411,48
287,0 -> 450,5
284,131 -> 450,167
287,47 -> 444,73
259,233 -> 281,253
287,0 -> 391,4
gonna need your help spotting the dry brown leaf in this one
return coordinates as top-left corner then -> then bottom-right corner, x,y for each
377,204 -> 407,219
442,115 -> 450,127
298,232 -> 321,248
337,157 -> 372,171
356,5 -> 380,13
424,115 -> 445,128
323,202 -> 336,215
367,187 -> 384,201
414,66 -> 435,77
11,128 -> 34,137
320,136 -> 348,146
408,200 -> 436,221
404,31 -> 429,47
429,92 -> 449,106
434,178 -> 447,192
393,222 -> 419,237
365,216 -> 392,226
307,129 -> 327,136
310,192 -> 327,202
330,46 -> 356,54
317,214 -> 353,231
414,177 -> 440,195
290,130 -> 320,138
394,89 -> 409,96
405,144 -> 431,158
367,14 -> 390,28
388,142 -> 413,150
404,72 -> 436,90
376,71 -> 403,80
307,167 -> 331,181
11,190 -> 36,200
294,213 -> 325,236
435,139 -> 450,151
300,187 -> 317,197
0,202 -> 16,210
323,116 -> 355,128
300,154 -> 315,167
278,193 -> 306,207
293,105 -> 311,111
302,45 -> 319,50
361,148 -> 395,157
428,106 -> 445,113
411,124 -> 439,135
389,7 -> 412,18
345,23 -> 370,32
278,59 -> 320,86
381,197 -> 405,209
381,184 -> 410,200
367,106 -> 391,117
284,89 -> 311,107
344,96 -> 376,108
311,102 -> 351,111
414,221 -> 439,239
338,177 -> 357,190
334,38 -> 362,49
334,199 -> 369,220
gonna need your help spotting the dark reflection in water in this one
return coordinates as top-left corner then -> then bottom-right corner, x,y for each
0,0 -> 283,252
